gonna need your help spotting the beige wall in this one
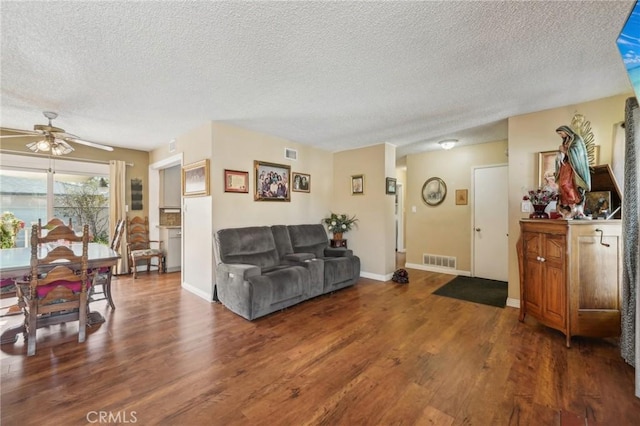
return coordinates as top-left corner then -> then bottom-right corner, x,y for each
507,93 -> 630,300
333,143 -> 396,278
405,140 -> 509,272
210,122 -> 334,229
0,136 -> 150,220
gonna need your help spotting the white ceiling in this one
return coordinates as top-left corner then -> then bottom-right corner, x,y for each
0,1 -> 635,159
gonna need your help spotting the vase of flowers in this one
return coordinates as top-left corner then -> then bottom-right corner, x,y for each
523,189 -> 558,219
1,211 -> 25,249
322,213 -> 358,240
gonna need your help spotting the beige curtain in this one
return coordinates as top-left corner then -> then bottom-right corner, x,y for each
109,160 -> 128,274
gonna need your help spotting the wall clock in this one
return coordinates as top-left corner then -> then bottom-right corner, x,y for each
421,177 -> 447,206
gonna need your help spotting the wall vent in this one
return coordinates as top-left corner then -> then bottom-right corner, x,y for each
284,148 -> 298,160
423,253 -> 457,269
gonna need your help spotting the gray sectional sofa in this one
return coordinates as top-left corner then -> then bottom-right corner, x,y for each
215,224 -> 360,320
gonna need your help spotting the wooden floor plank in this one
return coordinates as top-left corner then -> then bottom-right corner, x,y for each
1,263 -> 639,425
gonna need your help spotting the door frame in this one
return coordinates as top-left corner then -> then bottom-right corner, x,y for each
471,163 -> 508,279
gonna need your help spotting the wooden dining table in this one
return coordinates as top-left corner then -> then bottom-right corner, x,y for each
0,242 -> 120,345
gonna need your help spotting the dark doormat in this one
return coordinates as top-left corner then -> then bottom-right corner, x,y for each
433,276 -> 507,308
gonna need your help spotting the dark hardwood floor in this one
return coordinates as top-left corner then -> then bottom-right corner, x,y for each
1,257 -> 639,425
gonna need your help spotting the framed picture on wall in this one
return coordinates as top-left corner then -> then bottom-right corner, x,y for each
224,169 -> 249,193
351,174 -> 364,195
386,177 -> 397,195
182,159 -> 210,197
292,172 -> 310,193
455,189 -> 468,205
254,160 -> 291,201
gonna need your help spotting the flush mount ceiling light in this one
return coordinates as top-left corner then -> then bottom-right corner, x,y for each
438,139 -> 458,150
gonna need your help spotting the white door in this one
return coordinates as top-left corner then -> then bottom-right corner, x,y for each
473,165 -> 508,281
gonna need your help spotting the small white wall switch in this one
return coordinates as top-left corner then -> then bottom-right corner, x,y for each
411,206 -> 417,213
521,201 -> 530,212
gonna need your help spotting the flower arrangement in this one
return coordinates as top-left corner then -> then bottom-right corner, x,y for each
523,189 -> 558,206
1,211 -> 25,249
322,213 -> 358,236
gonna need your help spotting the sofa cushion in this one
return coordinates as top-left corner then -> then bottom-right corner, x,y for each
287,224 -> 329,258
217,226 -> 279,269
271,225 -> 294,259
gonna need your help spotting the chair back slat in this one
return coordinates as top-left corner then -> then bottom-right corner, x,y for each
30,224 -> 89,292
37,218 -> 73,236
127,216 -> 151,251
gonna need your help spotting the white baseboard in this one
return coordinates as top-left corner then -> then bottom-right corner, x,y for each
182,281 -> 212,301
405,262 -> 471,277
360,271 -> 393,281
506,297 -> 520,309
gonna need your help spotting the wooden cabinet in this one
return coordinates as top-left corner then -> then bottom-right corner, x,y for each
517,219 -> 622,347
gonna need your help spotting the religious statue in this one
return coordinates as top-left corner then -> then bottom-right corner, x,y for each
554,125 -> 591,219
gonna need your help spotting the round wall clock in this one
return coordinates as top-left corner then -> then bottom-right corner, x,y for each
421,177 -> 447,206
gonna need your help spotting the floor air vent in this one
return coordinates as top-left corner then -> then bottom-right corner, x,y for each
423,254 -> 457,269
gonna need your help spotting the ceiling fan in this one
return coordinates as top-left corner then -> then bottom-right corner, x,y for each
0,111 -> 114,155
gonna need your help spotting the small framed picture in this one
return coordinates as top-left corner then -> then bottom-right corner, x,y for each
182,159 -> 210,197
538,150 -> 558,189
584,191 -> 611,218
351,174 -> 364,195
255,160 -> 291,201
455,189 -> 468,205
292,172 -> 310,193
386,177 -> 397,195
224,169 -> 249,193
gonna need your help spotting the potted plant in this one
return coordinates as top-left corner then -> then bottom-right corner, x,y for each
322,213 -> 358,240
1,211 -> 25,249
523,189 -> 558,219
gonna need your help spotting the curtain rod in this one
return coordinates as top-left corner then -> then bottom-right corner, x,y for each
0,149 -> 134,166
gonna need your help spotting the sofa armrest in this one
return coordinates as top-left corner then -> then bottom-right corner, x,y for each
217,263 -> 262,280
324,247 -> 354,257
283,252 -> 316,262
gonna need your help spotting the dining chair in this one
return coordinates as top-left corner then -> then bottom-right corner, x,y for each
17,223 -> 90,356
127,216 -> 164,279
90,219 -> 125,309
37,217 -> 73,236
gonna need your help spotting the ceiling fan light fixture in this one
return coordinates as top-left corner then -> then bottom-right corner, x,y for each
438,139 -> 457,150
36,139 -> 51,151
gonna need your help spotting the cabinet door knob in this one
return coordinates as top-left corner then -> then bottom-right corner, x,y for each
539,257 -> 545,262
475,228 -> 481,232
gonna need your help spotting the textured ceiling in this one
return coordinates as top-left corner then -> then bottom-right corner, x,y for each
0,1 -> 634,159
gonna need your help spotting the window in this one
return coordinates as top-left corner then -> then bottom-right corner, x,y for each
0,154 -> 109,246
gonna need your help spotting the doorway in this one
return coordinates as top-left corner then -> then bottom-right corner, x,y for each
472,164 -> 508,281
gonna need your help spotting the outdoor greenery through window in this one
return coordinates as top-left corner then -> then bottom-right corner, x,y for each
0,155 -> 110,247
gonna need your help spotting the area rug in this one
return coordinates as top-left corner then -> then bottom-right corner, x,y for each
433,276 -> 507,308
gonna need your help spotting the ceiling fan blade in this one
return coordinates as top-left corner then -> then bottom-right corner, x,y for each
0,127 -> 40,136
63,133 -> 114,151
0,134 -> 42,139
